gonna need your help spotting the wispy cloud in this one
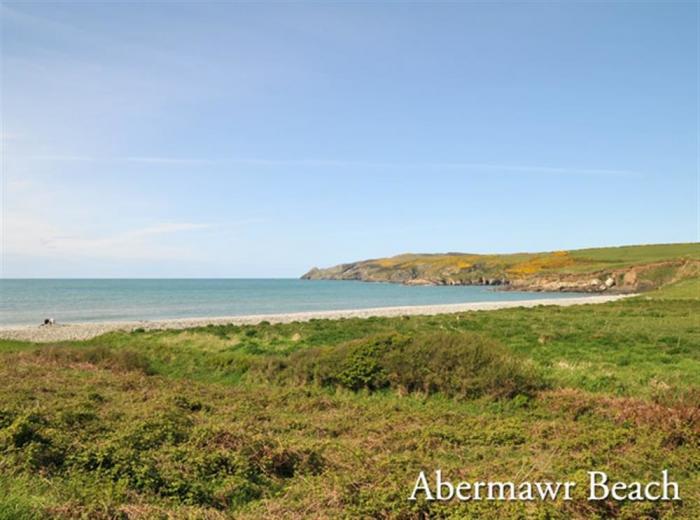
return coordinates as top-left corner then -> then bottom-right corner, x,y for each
3,175 -> 268,275
15,155 -> 216,165
11,220 -> 211,262
41,222 -> 212,250
428,162 -> 638,177
14,155 -> 639,177
0,3 -> 75,34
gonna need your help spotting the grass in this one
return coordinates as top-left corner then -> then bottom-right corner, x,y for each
647,277 -> 700,300
568,243 -> 700,267
0,278 -> 699,518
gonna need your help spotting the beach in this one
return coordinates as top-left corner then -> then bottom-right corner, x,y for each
0,294 -> 632,342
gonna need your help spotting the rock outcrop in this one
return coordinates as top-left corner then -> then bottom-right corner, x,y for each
302,246 -> 700,294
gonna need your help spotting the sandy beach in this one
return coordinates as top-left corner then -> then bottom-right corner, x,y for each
0,294 -> 633,343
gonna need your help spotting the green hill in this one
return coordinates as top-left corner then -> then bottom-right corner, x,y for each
302,242 -> 700,293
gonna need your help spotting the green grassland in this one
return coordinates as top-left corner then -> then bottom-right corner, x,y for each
1,278 -> 699,518
566,243 -> 700,268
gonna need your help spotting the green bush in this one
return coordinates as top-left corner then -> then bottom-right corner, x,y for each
275,335 -> 397,390
383,333 -> 544,399
123,411 -> 192,451
336,335 -> 393,390
34,346 -> 153,374
65,424 -> 324,508
271,332 -> 546,399
1,414 -> 46,449
0,414 -> 66,471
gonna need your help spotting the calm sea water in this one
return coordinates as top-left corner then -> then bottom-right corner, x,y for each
0,279 -> 582,326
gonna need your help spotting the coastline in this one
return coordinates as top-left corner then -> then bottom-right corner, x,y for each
0,294 -> 633,343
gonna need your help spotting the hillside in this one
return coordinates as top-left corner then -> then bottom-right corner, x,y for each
302,243 -> 700,293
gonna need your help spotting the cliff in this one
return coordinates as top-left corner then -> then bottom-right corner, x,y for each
302,243 -> 700,293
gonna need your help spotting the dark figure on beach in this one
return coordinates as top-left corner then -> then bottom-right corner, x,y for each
42,318 -> 55,326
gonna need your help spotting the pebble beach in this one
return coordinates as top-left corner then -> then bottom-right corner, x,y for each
0,294 -> 632,343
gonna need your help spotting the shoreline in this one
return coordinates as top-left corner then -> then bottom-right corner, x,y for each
0,294 -> 633,343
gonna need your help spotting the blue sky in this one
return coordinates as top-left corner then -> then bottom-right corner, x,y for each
1,1 -> 697,277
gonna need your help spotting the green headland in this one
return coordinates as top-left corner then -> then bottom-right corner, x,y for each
303,242 -> 700,293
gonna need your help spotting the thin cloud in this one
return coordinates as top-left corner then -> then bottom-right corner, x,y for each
0,4 -> 75,34
429,162 -> 638,177
15,155 -> 639,177
16,155 -> 216,165
9,218 -> 213,262
41,222 -> 212,252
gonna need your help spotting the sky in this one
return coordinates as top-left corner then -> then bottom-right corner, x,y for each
0,1 -> 698,278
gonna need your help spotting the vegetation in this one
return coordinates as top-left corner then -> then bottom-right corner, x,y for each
0,277 -> 698,518
269,332 -> 545,399
302,242 -> 700,291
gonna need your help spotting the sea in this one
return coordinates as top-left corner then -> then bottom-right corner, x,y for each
0,279 -> 582,326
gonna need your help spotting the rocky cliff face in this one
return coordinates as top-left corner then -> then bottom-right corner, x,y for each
506,260 -> 697,293
302,255 -> 700,294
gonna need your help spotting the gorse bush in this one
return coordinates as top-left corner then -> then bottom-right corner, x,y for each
279,334 -> 395,390
383,333 -> 545,399
0,413 -> 67,472
1,407 -> 325,513
267,332 -> 546,399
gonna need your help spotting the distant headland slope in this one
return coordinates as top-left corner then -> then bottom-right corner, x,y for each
302,243 -> 700,293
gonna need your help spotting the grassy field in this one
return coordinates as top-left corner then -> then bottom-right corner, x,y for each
0,278 -> 698,518
566,243 -> 700,268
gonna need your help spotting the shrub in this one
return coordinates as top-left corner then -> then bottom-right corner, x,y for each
172,396 -> 206,412
22,441 -> 66,471
123,411 -> 192,451
383,333 -> 544,399
34,346 -> 153,375
335,335 -> 395,391
1,413 -> 46,449
58,408 -> 97,428
0,413 -> 66,471
273,332 -> 546,399
277,335 -> 400,390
